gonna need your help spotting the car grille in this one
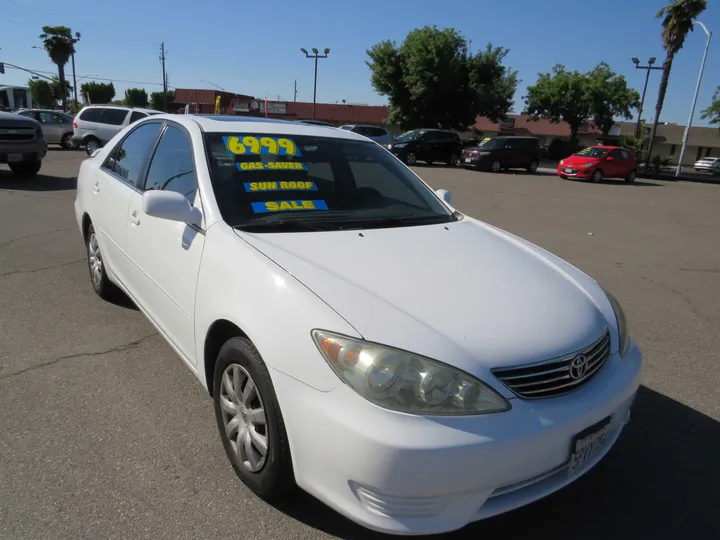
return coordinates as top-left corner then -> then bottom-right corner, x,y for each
492,330 -> 611,399
562,167 -> 579,174
0,126 -> 35,142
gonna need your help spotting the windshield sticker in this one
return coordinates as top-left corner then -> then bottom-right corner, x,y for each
223,135 -> 302,157
251,200 -> 328,213
243,181 -> 317,193
238,161 -> 307,172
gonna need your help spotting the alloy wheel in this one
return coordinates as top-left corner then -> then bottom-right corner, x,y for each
491,160 -> 501,172
220,363 -> 268,473
85,140 -> 99,155
87,232 -> 104,288
406,152 -> 417,166
529,160 -> 538,173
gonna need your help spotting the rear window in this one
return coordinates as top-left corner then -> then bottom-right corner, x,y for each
204,132 -> 455,231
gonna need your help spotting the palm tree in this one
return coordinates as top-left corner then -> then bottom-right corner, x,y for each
39,26 -> 75,112
645,0 -> 707,167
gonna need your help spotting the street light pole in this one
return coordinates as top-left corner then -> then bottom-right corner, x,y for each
631,57 -> 662,139
71,32 -> 81,105
300,47 -> 330,120
675,21 -> 712,178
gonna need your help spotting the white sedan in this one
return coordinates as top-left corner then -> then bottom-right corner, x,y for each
74,114 -> 642,536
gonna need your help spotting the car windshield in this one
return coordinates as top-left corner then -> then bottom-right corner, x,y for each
476,137 -> 499,148
575,147 -> 609,158
394,130 -> 422,142
204,132 -> 457,232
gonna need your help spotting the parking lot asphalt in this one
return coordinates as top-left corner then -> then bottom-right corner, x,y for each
1,150 -> 719,540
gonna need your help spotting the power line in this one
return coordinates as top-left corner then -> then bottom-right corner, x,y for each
4,64 -> 170,87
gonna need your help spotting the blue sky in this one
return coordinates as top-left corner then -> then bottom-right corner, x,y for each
1,0 -> 719,126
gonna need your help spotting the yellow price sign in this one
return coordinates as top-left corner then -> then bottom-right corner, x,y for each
223,135 -> 301,157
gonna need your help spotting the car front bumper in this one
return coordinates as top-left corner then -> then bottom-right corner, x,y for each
558,165 -> 594,178
273,341 -> 643,535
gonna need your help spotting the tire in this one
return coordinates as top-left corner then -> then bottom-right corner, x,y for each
446,154 -> 459,166
490,160 -> 502,173
404,152 -> 417,166
86,223 -> 119,301
592,169 -> 603,183
625,169 -> 636,183
9,161 -> 42,178
213,337 -> 295,501
61,133 -> 77,149
85,137 -> 101,156
527,160 -> 539,173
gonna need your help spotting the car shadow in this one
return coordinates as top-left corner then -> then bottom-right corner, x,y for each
0,172 -> 77,191
108,290 -> 140,311
564,177 -> 662,187
272,386 -> 720,539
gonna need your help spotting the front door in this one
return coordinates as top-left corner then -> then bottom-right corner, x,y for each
125,123 -> 205,366
605,149 -> 625,178
37,111 -> 66,144
92,121 -> 164,285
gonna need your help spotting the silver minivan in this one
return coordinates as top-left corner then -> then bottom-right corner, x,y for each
16,109 -> 76,148
71,105 -> 162,155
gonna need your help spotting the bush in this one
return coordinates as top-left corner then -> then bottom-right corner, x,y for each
547,138 -> 580,160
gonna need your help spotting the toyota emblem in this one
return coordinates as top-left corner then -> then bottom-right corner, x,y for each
569,355 -> 589,380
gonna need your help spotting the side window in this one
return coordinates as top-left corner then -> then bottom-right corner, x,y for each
18,110 -> 34,119
422,132 -> 437,142
609,149 -> 624,159
79,107 -> 103,122
144,125 -> 198,203
39,111 -> 59,123
620,149 -> 631,159
102,122 -> 163,188
100,108 -> 129,126
504,138 -> 518,149
129,111 -> 147,124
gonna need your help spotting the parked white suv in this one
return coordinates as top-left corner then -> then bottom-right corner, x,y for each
72,105 -> 162,155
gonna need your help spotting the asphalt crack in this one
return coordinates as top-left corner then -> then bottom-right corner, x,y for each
0,227 -> 73,249
0,332 -> 160,380
0,257 -> 85,277
640,275 -> 717,323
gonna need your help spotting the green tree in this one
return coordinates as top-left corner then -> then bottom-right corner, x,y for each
39,26 -> 75,112
124,88 -> 149,107
366,26 -> 518,130
646,0 -> 708,165
150,90 -> 174,111
80,81 -> 116,104
700,86 -> 720,135
51,76 -> 72,103
587,62 -> 640,135
524,65 -> 592,143
28,79 -> 54,108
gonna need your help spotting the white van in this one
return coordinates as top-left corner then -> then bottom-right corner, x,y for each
71,105 -> 162,155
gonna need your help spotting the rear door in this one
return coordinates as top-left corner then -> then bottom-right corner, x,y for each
92,121 -> 164,286
125,122 -> 205,364
97,108 -> 130,143
37,111 -> 65,143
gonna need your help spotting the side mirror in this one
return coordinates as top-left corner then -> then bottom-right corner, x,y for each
605,156 -> 614,161
436,189 -> 451,204
143,190 -> 202,226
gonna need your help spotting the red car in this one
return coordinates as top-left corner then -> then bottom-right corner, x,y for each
558,146 -> 637,183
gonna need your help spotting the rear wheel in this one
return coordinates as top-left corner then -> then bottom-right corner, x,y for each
9,161 -> 42,178
85,137 -> 101,156
625,169 -> 636,183
86,223 -> 119,300
447,154 -> 459,166
61,133 -> 76,149
213,337 -> 295,501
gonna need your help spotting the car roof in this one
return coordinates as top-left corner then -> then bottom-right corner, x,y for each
82,104 -> 163,113
153,114 -> 370,142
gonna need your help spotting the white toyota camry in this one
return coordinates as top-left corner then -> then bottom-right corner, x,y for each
74,114 -> 642,536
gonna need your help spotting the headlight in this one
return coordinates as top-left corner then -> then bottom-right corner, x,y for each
393,143 -> 407,149
602,289 -> 630,357
560,159 -> 565,165
312,330 -> 511,415
580,163 -> 595,168
479,151 -> 491,156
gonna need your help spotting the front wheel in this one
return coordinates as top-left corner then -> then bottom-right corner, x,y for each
9,161 -> 42,178
446,154 -> 459,166
490,160 -> 502,173
592,169 -> 603,183
213,337 -> 295,501
404,152 -> 417,166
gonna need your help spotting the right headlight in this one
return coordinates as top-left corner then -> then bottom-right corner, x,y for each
312,330 -> 511,416
602,288 -> 630,358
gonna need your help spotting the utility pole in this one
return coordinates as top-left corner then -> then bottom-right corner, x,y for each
293,80 -> 297,102
71,32 -> 81,105
630,57 -> 662,139
300,48 -> 330,119
160,42 -> 168,112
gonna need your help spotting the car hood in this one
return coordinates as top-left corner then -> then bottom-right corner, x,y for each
562,155 -> 602,166
0,111 -> 39,127
237,218 -> 612,375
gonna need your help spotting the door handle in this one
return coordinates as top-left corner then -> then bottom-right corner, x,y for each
130,210 -> 140,226
92,180 -> 100,193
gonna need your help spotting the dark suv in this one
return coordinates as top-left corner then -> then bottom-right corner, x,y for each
461,136 -> 541,173
386,129 -> 463,166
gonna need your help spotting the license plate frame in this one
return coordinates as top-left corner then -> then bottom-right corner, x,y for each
8,154 -> 23,162
568,416 -> 612,475
563,168 -> 573,173
464,158 -> 472,163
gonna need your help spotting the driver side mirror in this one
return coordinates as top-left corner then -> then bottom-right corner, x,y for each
143,190 -> 202,227
436,189 -> 451,204
605,156 -> 614,161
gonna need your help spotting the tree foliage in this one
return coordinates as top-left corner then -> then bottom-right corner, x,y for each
366,26 -> 518,130
700,86 -> 720,135
646,0 -> 708,164
39,26 -> 75,111
80,81 -> 116,104
28,79 -> 54,108
150,90 -> 174,111
124,88 -> 149,107
51,76 -> 72,102
524,63 -> 639,141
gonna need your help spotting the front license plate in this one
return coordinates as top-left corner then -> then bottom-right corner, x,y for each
563,168 -> 572,173
568,416 -> 612,475
465,158 -> 472,163
8,154 -> 23,162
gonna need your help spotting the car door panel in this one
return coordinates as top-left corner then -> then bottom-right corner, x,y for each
124,124 -> 204,365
